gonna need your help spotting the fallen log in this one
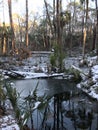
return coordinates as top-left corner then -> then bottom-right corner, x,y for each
69,65 -> 91,82
5,70 -> 25,79
71,65 -> 89,77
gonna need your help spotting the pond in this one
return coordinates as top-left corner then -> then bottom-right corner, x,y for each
11,79 -> 98,130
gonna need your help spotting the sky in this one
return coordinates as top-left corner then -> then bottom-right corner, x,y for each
12,0 -> 44,15
0,0 -> 68,24
0,0 -> 45,24
0,0 -> 95,24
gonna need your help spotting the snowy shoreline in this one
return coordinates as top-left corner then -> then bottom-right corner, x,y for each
1,54 -> 98,102
1,54 -> 98,130
3,70 -> 64,80
77,83 -> 98,101
64,55 -> 98,101
77,64 -> 98,101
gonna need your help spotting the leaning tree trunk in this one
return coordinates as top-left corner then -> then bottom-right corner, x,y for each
8,0 -> 15,51
44,0 -> 53,35
25,0 -> 29,48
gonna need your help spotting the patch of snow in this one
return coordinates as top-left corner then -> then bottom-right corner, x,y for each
77,61 -> 98,101
0,115 -> 20,130
88,90 -> 98,100
92,65 -> 98,75
33,101 -> 41,110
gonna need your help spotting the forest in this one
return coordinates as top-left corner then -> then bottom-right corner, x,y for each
0,0 -> 97,56
0,0 -> 98,130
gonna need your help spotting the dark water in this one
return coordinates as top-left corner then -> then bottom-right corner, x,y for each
12,79 -> 98,130
13,79 -> 77,97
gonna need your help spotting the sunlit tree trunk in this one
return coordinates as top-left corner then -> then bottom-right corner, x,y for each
0,40 -> 2,55
80,0 -> 87,57
8,0 -> 15,51
3,35 -> 6,54
83,27 -> 87,57
25,0 -> 29,48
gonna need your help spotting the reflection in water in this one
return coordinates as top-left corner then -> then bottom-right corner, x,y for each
40,92 -> 96,130
12,79 -> 98,130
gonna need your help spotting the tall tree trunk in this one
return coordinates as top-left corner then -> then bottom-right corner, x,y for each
18,18 -> 23,48
56,0 -> 61,46
0,40 -> 2,55
53,0 -> 56,41
44,0 -> 53,35
3,36 -> 6,54
92,23 -> 96,50
86,0 -> 89,24
81,0 -> 86,58
69,0 -> 72,55
26,0 -> 29,48
73,0 -> 76,26
56,0 -> 64,71
83,27 -> 87,57
95,0 -> 98,55
8,0 -> 15,51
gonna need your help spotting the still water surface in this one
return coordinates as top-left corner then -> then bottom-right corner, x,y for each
12,79 -> 98,130
13,79 -> 77,97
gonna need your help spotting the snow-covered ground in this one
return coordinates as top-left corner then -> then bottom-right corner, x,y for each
0,115 -> 19,130
75,56 -> 98,101
2,69 -> 64,79
64,55 -> 98,101
1,53 -> 98,130
5,54 -> 98,101
1,54 -> 98,102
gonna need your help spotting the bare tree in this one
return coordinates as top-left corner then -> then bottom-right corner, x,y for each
95,0 -> 98,55
44,0 -> 53,35
8,0 -> 15,51
25,0 -> 29,48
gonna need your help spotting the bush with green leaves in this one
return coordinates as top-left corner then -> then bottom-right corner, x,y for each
3,80 -> 52,130
50,43 -> 65,72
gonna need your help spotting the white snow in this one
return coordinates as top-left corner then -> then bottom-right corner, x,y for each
0,115 -> 20,130
1,54 -> 98,130
77,56 -> 98,101
12,70 -> 64,79
18,55 -> 98,101
92,65 -> 98,75
33,101 -> 41,110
